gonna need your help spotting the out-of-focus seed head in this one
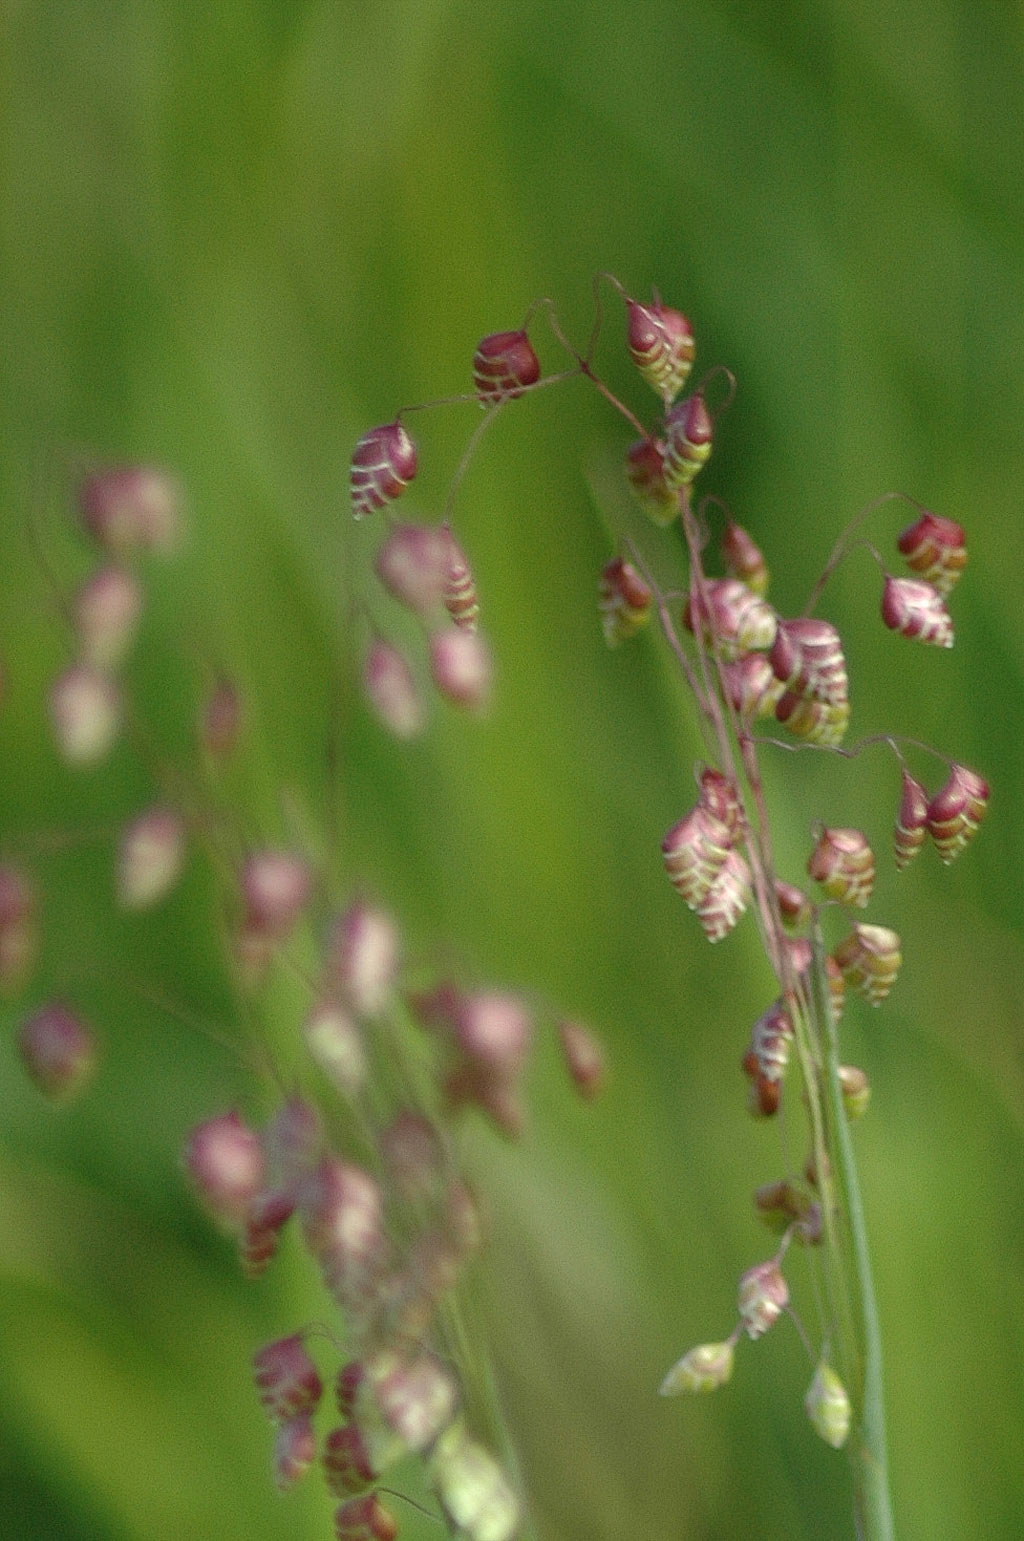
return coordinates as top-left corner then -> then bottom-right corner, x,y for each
775,879 -> 811,932
334,1493 -> 399,1541
805,1361 -> 852,1449
265,1096 -> 322,1195
881,575 -> 954,647
183,1110 -> 265,1229
323,1422 -> 378,1497
455,991 -> 532,1077
624,437 -> 679,526
0,864 -> 38,993
598,555 -> 652,647
369,1350 -> 459,1453
49,664 -> 121,765
375,522 -> 450,615
557,1018 -> 606,1100
350,422 -> 418,519
721,519 -> 769,595
697,849 -> 751,943
833,923 -> 902,1005
894,768 -> 930,870
305,1001 -> 367,1098
472,329 -> 541,405
199,676 -> 243,757
430,1421 -> 521,1541
807,827 -> 875,909
626,299 -> 695,404
838,1063 -> 871,1119
73,565 -> 144,669
327,902 -> 400,1018
723,653 -> 786,718
683,577 -> 777,658
662,806 -> 732,910
335,1361 -> 366,1422
738,1257 -> 789,1339
273,1414 -> 316,1490
770,618 -> 848,705
253,1334 -> 323,1424
117,805 -> 186,910
17,1002 -> 96,1101
242,850 -> 312,938
897,510 -> 967,597
927,763 -> 989,863
753,1180 -> 822,1244
240,1188 -> 295,1278
300,1158 -> 387,1307
659,1340 -> 735,1395
429,627 -> 492,712
444,1060 -> 526,1140
662,394 -> 713,488
380,1109 -> 445,1201
442,529 -> 480,631
363,638 -> 426,739
79,466 -> 180,554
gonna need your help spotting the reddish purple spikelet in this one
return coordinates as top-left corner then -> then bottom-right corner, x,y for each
598,556 -> 652,645
894,768 -> 930,870
183,1110 -> 266,1229
723,653 -> 785,718
926,763 -> 989,863
253,1333 -> 323,1425
429,627 -> 492,712
0,863 -> 38,993
721,519 -> 769,595
881,576 -> 954,647
17,1002 -> 96,1101
683,577 -> 777,657
775,690 -> 850,749
897,510 -> 967,597
697,849 -> 751,942
833,923 -> 902,1005
375,522 -> 451,615
775,878 -> 811,931
324,1422 -> 377,1497
626,298 -> 695,404
334,1494 -> 399,1541
770,618 -> 848,706
807,827 -> 875,909
624,437 -> 679,526
754,1180 -> 822,1244
662,394 -> 713,488
116,805 -> 186,910
698,767 -> 745,841
240,1188 -> 295,1278
363,638 -> 426,739
335,1361 -> 366,1421
442,529 -> 480,631
350,421 -> 418,519
472,329 -> 541,405
49,664 -> 121,765
79,466 -> 180,554
557,1018 -> 606,1100
199,676 -> 243,757
73,565 -> 143,669
742,1000 -> 793,1116
662,806 -> 732,910
738,1257 -> 789,1338
273,1414 -> 316,1489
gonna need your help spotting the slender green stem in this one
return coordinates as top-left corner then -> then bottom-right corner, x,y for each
810,920 -> 896,1540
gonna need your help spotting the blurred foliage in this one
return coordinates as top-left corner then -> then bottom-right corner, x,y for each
1,1 -> 1023,1537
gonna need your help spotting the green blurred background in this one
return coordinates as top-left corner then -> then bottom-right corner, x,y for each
2,2 -> 1023,1537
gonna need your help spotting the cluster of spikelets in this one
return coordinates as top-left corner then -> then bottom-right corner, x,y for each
184,894 -> 602,1539
5,465 -> 607,1541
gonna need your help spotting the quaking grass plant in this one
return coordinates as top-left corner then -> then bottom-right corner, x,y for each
2,278 -> 986,1540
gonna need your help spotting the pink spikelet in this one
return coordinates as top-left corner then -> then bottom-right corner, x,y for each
626,298 -> 695,404
442,529 -> 480,631
881,576 -> 954,647
472,329 -> 541,405
252,1334 -> 323,1425
350,421 -> 418,519
683,578 -> 777,657
662,393 -> 713,488
662,806 -> 733,910
893,769 -> 930,870
721,518 -> 769,595
926,764 -> 989,863
697,849 -> 751,943
897,510 -> 967,597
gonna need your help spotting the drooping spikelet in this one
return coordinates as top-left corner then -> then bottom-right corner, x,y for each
721,518 -> 769,595
893,768 -> 930,870
833,923 -> 902,1005
807,827 -> 875,908
926,763 -> 989,863
662,807 -> 732,910
624,437 -> 679,525
442,530 -> 480,631
896,510 -> 967,597
683,578 -> 777,658
626,298 -> 695,404
472,330 -> 541,405
599,556 -> 652,645
662,394 -> 713,488
881,576 -> 954,647
697,849 -> 751,943
350,422 -> 418,519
